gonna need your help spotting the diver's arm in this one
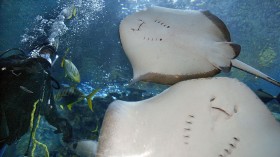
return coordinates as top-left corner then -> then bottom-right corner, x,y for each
43,92 -> 73,143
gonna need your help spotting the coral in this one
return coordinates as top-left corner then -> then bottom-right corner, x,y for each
258,47 -> 277,67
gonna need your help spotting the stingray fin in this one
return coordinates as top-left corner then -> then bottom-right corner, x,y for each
207,52 -> 232,73
229,43 -> 241,58
219,66 -> 231,73
207,42 -> 240,73
214,42 -> 241,59
202,10 -> 231,41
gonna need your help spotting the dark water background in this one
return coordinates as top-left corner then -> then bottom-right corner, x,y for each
0,0 -> 279,156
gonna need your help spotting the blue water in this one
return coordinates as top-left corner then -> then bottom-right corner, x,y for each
1,0 -> 279,94
0,0 -> 280,156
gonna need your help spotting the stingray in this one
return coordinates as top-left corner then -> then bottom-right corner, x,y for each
97,77 -> 280,157
119,6 -> 280,86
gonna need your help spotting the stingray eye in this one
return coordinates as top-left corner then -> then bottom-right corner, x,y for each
138,19 -> 143,22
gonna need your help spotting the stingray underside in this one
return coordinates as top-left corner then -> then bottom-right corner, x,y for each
97,77 -> 280,157
120,7 -> 240,85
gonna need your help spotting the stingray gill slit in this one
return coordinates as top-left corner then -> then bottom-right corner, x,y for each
183,114 -> 195,145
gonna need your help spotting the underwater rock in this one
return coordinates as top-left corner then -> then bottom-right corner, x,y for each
13,119 -> 62,157
258,47 -> 277,67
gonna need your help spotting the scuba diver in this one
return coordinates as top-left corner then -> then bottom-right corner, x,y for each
0,43 -> 73,156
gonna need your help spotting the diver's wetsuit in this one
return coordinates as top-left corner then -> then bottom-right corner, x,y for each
0,54 -> 72,149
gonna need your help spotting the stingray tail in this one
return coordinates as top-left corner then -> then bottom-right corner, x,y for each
231,59 -> 280,87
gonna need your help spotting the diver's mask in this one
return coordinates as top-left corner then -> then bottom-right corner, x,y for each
40,53 -> 52,64
31,44 -> 58,65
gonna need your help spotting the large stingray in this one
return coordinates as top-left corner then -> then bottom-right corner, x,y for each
120,6 -> 280,86
97,77 -> 280,157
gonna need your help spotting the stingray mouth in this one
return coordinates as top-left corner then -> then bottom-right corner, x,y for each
125,18 -> 166,42
130,19 -> 145,31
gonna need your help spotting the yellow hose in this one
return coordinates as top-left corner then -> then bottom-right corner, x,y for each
29,100 -> 49,157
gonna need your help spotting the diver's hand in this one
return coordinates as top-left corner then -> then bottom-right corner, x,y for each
55,118 -> 73,143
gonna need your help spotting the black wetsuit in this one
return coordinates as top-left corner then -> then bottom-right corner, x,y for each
0,54 -> 72,148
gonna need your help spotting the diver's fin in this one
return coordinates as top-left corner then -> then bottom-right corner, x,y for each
86,89 -> 100,112
231,59 -> 280,87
